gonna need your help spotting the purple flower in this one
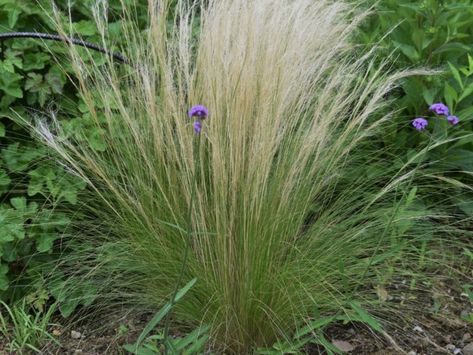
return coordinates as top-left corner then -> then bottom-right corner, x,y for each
429,103 -> 449,116
447,115 -> 459,125
193,120 -> 202,134
188,105 -> 209,119
412,117 -> 428,131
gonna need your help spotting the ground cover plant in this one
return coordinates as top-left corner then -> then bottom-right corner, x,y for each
358,0 -> 473,211
0,299 -> 57,353
0,0 -> 149,304
0,0 -> 472,353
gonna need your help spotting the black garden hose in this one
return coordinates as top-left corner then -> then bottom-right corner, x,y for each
0,32 -> 130,65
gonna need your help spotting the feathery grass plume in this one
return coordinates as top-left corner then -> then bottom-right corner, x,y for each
26,0 -> 445,352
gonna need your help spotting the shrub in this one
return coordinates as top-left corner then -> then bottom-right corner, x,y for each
358,0 -> 473,217
0,0 -> 149,301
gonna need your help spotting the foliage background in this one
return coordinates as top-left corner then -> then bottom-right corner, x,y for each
0,0 -> 471,320
358,0 -> 473,214
0,0 -> 148,305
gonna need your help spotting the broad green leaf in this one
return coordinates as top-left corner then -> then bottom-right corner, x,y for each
122,344 -> 156,355
311,332 -> 342,355
0,71 -> 23,98
10,197 -> 37,215
59,298 -> 81,318
405,186 -> 417,206
28,170 -> 46,196
0,59 -> 16,73
2,143 -> 45,172
73,20 -> 97,36
448,62 -> 463,90
35,234 -> 57,253
60,189 -> 80,205
0,170 -> 11,193
133,278 -> 197,351
393,41 -> 420,62
411,29 -> 424,52
444,83 -> 457,109
22,52 -> 51,71
349,302 -> 382,332
295,314 -> 352,339
25,73 -> 52,107
459,82 -> 473,102
445,149 -> 473,171
45,67 -> 66,94
25,73 -> 43,91
7,8 -> 21,27
422,88 -> 434,106
464,248 -> 473,261
172,325 -> 209,351
0,265 -> 9,291
457,106 -> 473,121
88,128 -> 107,152
454,195 -> 473,216
433,42 -> 471,55
4,50 -> 22,69
0,207 -> 25,242
1,243 -> 17,262
10,197 -> 27,211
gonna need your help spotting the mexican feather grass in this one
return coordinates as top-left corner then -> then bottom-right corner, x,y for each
27,0 -> 448,352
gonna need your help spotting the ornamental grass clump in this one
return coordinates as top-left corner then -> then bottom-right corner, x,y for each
28,0 -> 448,352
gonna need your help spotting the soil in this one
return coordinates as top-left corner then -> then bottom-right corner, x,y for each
1,274 -> 471,354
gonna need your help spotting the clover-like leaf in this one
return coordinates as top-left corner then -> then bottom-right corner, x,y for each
23,52 -> 51,71
0,71 -> 23,98
25,72 -> 52,107
0,169 -> 10,194
35,233 -> 57,253
0,264 -> 9,291
45,66 -> 66,94
2,143 -> 45,172
0,205 -> 25,242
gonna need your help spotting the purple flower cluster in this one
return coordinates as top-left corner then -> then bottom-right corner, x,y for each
411,102 -> 459,131
188,105 -> 209,118
188,105 -> 209,134
447,115 -> 459,125
429,103 -> 449,116
412,118 -> 428,131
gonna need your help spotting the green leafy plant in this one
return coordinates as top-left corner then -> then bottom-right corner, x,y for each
358,0 -> 473,149
357,0 -> 473,225
0,0 -> 149,300
256,303 -> 384,355
0,0 -> 86,300
0,299 -> 59,353
124,278 -> 209,355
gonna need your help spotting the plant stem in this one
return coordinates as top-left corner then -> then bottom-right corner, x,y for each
162,133 -> 201,353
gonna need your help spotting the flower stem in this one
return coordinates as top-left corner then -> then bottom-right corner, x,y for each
162,134 -> 201,353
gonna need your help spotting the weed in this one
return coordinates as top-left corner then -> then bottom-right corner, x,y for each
0,299 -> 58,353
